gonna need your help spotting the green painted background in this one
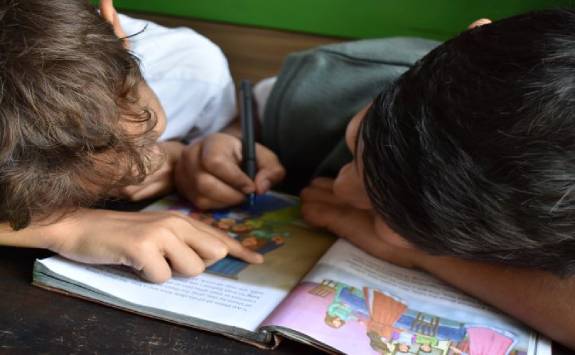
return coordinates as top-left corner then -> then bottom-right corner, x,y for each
105,0 -> 573,40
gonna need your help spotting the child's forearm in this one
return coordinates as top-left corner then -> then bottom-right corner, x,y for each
0,217 -> 63,250
418,255 -> 575,349
1,208 -> 263,283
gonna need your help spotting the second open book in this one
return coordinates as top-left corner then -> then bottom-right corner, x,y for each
33,193 -> 550,355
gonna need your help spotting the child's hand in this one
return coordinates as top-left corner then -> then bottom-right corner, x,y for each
300,178 -> 425,269
117,141 -> 184,201
47,208 -> 263,283
175,133 -> 285,209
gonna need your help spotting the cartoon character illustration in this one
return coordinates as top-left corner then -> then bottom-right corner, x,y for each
414,342 -> 447,355
302,280 -> 526,354
171,198 -> 295,279
414,333 -> 439,351
323,283 -> 370,329
206,229 -> 287,278
367,330 -> 395,354
395,342 -> 415,354
393,330 -> 416,346
365,288 -> 408,340
240,230 -> 286,253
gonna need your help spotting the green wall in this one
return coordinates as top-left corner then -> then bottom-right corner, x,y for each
106,0 -> 573,40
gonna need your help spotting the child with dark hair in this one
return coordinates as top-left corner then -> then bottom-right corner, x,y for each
182,11 -> 575,348
0,0 -> 267,283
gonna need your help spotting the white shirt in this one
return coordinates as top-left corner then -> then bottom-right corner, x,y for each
119,14 -> 236,142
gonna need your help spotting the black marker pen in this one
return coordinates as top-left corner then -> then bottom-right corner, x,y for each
239,80 -> 256,206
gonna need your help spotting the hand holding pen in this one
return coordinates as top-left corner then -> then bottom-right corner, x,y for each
173,81 -> 285,210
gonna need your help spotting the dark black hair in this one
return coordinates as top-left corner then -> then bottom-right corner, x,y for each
361,9 -> 575,276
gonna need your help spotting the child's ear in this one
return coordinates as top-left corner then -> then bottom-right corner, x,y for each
99,0 -> 128,45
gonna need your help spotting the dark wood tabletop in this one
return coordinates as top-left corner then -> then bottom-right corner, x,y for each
0,246 -> 326,354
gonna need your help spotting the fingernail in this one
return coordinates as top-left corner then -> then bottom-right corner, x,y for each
250,250 -> 264,264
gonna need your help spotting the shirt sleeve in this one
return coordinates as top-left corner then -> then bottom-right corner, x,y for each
118,14 -> 237,142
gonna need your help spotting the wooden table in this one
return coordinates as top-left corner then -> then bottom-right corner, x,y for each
0,246 -> 325,354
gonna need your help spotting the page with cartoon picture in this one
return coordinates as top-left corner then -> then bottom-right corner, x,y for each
260,239 -> 551,355
33,193 -> 335,345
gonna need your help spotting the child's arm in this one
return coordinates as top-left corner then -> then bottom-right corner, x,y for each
174,131 -> 285,210
300,178 -> 575,350
0,208 -> 262,283
417,254 -> 575,350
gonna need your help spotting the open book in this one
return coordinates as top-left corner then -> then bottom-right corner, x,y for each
33,193 -> 551,355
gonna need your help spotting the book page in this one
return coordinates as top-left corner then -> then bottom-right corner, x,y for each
36,193 -> 335,333
263,239 -> 550,355
38,257 -> 284,331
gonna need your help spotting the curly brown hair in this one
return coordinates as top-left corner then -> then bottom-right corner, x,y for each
0,0 -> 159,229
